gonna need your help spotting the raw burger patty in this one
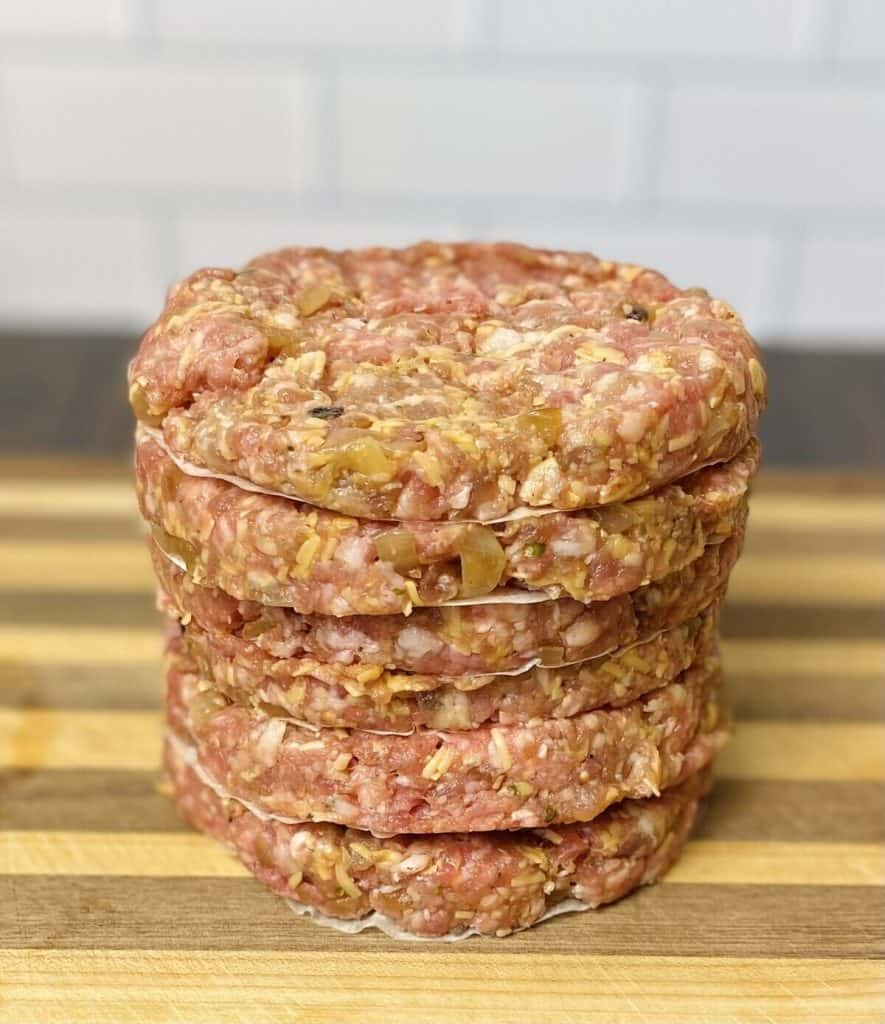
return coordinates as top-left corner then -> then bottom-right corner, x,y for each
138,425 -> 756,614
155,529 -> 743,676
166,638 -> 727,834
182,608 -> 718,732
129,242 -> 766,521
166,732 -> 712,938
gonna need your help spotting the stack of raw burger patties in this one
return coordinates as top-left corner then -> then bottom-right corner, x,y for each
129,242 -> 765,939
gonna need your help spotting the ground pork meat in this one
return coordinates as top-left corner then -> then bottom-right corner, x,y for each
166,732 -> 713,938
128,242 -> 765,521
181,608 -> 718,732
137,425 -> 756,614
154,529 -> 742,676
166,637 -> 728,835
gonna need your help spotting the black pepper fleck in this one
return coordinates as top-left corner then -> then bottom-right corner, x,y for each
309,406 -> 344,420
623,303 -> 648,322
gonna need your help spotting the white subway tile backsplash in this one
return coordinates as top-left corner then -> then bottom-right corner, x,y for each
338,71 -> 642,199
496,0 -> 812,60
0,208 -> 160,325
2,62 -> 319,191
0,1 -> 881,347
790,233 -> 885,342
835,0 -> 885,64
173,213 -> 467,277
0,0 -> 130,38
659,85 -> 885,209
155,0 -> 471,51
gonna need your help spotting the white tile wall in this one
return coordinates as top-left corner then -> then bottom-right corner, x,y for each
792,233 -> 885,338
496,0 -> 815,60
3,61 -> 320,191
0,0 -> 881,346
155,0 -> 473,52
835,0 -> 885,63
0,0 -> 131,39
659,84 -> 885,209
337,71 -> 642,199
0,208 -> 160,324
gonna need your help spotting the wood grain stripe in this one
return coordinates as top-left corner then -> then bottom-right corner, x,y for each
665,840 -> 885,886
726,556 -> 884,605
0,482 -> 136,516
3,633 -> 880,677
2,639 -> 881,720
0,626 -> 160,663
0,479 -> 880,526
0,662 -> 161,711
4,662 -> 881,721
4,771 -> 881,843
716,723 -> 885,781
2,876 -> 881,958
726,674 -> 885,722
722,638 -> 885,678
4,831 -> 882,886
721,602 -> 885,639
0,594 -> 158,629
0,709 -> 162,769
697,780 -> 885,843
0,517 -> 141,542
2,711 -> 882,779
0,542 -> 154,592
1,511 -> 881,558
0,768 -> 181,832
1,952 -> 882,1024
2,540 -> 882,605
746,494 -> 884,530
0,831 -> 249,878
1,593 -> 883,641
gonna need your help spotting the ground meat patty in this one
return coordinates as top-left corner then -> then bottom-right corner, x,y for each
128,242 -> 766,522
155,529 -> 742,676
166,733 -> 712,938
166,638 -> 727,834
183,609 -> 717,732
138,425 -> 756,614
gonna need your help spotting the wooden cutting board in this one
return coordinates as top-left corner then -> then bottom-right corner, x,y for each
0,460 -> 882,1024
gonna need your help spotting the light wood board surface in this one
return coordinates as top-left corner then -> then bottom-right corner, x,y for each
0,464 -> 882,1023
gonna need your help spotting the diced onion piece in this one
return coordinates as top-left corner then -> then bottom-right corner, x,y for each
518,407 -> 562,450
264,328 -> 295,355
457,525 -> 506,598
241,619 -> 274,640
129,381 -> 164,426
188,689 -> 227,729
538,645 -> 565,667
595,503 -> 636,534
151,525 -> 198,573
374,530 -> 421,573
293,464 -> 334,501
297,283 -> 333,316
336,438 -> 396,479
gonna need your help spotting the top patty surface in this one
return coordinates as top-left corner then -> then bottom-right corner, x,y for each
129,241 -> 766,522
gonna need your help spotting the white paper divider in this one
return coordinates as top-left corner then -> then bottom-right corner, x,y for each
151,526 -> 555,608
166,731 -> 594,942
140,424 -> 562,525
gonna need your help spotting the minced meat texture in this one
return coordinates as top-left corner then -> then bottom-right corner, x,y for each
154,528 -> 742,676
129,242 -> 766,522
167,733 -> 712,938
138,426 -> 756,615
181,608 -> 717,732
166,636 -> 727,835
